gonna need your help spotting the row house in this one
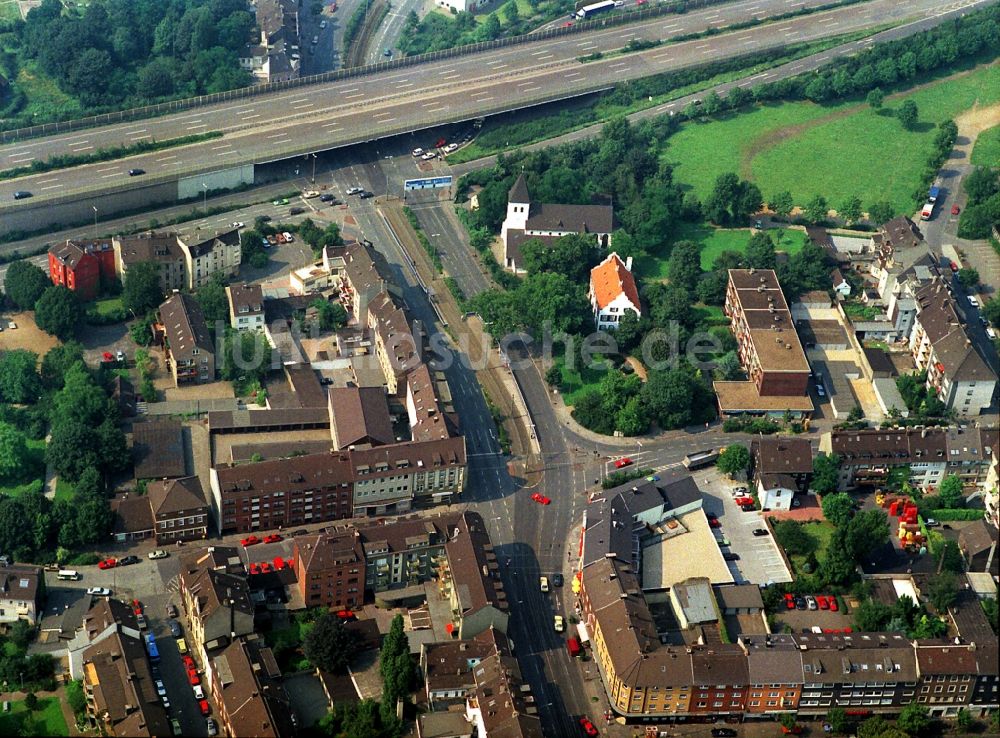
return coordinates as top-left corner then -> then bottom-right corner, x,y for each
178,547 -> 255,661
115,229 -> 241,294
157,294 -> 216,386
914,640 -> 981,717
368,291 -> 418,395
420,629 -> 503,710
909,279 -> 996,416
210,636 -> 295,738
182,230 -> 242,290
464,632 -> 543,737
293,529 -> 365,610
741,634 -> 804,715
112,477 -> 208,545
226,282 -> 265,332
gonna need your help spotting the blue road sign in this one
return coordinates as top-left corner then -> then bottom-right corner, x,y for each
404,176 -> 453,191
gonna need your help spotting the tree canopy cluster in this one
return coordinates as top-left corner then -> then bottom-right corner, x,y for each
4,261 -> 81,339
958,165 -> 1000,239
1,0 -> 253,124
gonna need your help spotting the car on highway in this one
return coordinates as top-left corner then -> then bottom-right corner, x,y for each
553,615 -> 565,632
128,168 -> 145,176
148,549 -> 169,560
752,528 -> 770,537
540,576 -> 549,592
272,198 -> 289,206
241,535 -> 261,547
13,190 -> 32,199
530,492 -> 551,505
86,587 -> 112,597
614,457 -> 633,468
120,555 -> 140,566
98,558 -> 117,570
580,717 -> 600,736
263,533 -> 283,544
289,206 -> 306,214
951,204 -> 960,215
411,148 -> 424,157
231,221 -> 245,229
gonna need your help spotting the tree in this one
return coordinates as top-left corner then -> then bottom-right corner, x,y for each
46,419 -> 100,484
868,200 -> 895,224
804,194 -> 829,224
811,453 -> 841,495
938,474 -> 964,508
897,703 -> 930,737
769,191 -> 794,219
613,311 -> 645,353
956,708 -> 974,734
33,286 -> 79,338
481,13 -> 501,40
4,261 -> 51,310
773,520 -> 816,557
926,571 -> 959,613
23,693 -> 37,711
822,492 -> 855,528
66,680 -> 87,717
380,615 -> 412,702
744,231 -> 777,270
0,423 -> 30,480
839,195 -> 863,224
714,351 -> 743,380
641,365 -> 713,430
826,707 -> 849,735
122,262 -> 163,316
0,350 -> 41,404
716,444 -> 750,478
964,165 -> 1000,204
520,234 -> 600,284
845,509 -> 890,561
195,277 -> 229,326
220,330 -> 272,385
866,87 -> 884,109
934,539 -> 964,575
666,240 -> 703,294
40,342 -> 84,390
957,267 -> 980,289
544,365 -> 561,386
983,298 -> 1000,328
304,612 -> 361,673
897,99 -> 919,130
704,172 -> 761,225
853,599 -> 892,632
311,299 -> 348,331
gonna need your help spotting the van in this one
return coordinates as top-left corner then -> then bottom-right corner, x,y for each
58,570 -> 81,580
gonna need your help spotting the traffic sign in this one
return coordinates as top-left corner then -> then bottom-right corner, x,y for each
404,176 -> 453,191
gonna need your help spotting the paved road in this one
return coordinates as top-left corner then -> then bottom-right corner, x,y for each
0,0 -> 973,210
363,0 -> 424,65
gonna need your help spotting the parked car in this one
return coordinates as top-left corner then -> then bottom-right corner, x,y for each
193,684 -> 204,700
320,20 -> 328,29
421,151 -> 437,160
177,638 -> 189,655
241,535 -> 261,547
806,595 -> 818,610
136,613 -> 148,629
817,595 -> 829,610
358,191 -> 374,199
925,518 -> 940,527
828,597 -> 839,612
708,516 -> 721,528
712,730 -> 738,738
444,143 -> 459,153
785,594 -> 795,609
98,558 -> 117,570
715,536 -> 730,547
383,48 -> 393,57
411,148 -> 425,157
319,193 -> 335,202
540,577 -> 549,593
182,655 -> 196,670
206,718 -> 219,737
166,603 -> 178,618
794,596 -> 807,610
86,587 -> 112,597
188,669 -> 201,686
346,187 -> 364,195
155,680 -> 167,698
148,550 -> 169,560
171,718 -> 182,736
968,296 -> 980,307
292,529 -> 309,536
264,533 -> 283,544
752,528 -> 770,537
168,619 -> 182,637
199,699 -> 211,716
614,457 -> 633,469
119,555 -> 140,566
951,204 -> 960,215
723,552 -> 740,562
302,190 -> 319,199
580,717 -> 600,736
553,615 -> 564,632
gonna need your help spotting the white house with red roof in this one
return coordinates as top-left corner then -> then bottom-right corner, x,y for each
589,252 -> 640,330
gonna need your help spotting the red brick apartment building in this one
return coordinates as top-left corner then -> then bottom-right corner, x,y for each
48,239 -> 116,301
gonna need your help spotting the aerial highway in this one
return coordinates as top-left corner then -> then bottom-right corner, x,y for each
0,0 -> 980,212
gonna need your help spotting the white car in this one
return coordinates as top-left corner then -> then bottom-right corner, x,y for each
282,232 -> 294,243
116,350 -> 126,363
231,221 -> 245,229
411,147 -> 424,157
86,587 -> 111,597
193,684 -> 205,700
443,143 -> 459,153
148,549 -> 169,560
346,186 -> 364,195
968,295 -> 980,307
155,680 -> 167,698
421,151 -> 437,160
302,190 -> 319,199
539,576 -> 549,593
987,327 -> 997,340
320,20 -> 327,28
553,615 -> 565,632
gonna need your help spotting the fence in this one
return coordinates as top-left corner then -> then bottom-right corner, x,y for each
0,0 -> 728,144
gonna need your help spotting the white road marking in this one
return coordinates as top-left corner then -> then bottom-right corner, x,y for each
72,146 -> 93,151
156,155 -> 177,162
40,184 -> 62,190
292,103 -> 313,109
8,156 -> 34,163
243,114 -> 260,120
186,124 -> 207,130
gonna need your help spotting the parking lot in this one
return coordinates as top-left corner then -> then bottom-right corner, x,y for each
773,597 -> 855,634
694,468 -> 793,585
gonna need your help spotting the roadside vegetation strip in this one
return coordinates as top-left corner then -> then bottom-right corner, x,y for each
970,122 -> 1000,166
345,0 -> 392,68
0,130 -> 223,181
450,29 -> 880,164
402,205 -> 444,273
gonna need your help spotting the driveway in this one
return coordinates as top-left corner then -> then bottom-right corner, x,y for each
695,468 -> 793,585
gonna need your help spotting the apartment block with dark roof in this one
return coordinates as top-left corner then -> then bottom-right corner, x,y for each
750,436 -> 813,511
179,229 -> 241,290
226,282 -> 265,332
820,428 -> 949,490
147,476 -> 210,543
688,644 -> 750,716
914,639 -> 979,716
970,639 -> 998,715
740,634 -> 804,715
158,293 -> 215,385
420,629 -> 507,710
114,232 -> 188,292
179,551 -> 255,659
0,564 -> 43,626
210,635 -> 296,738
464,637 -> 543,738
292,530 -> 365,610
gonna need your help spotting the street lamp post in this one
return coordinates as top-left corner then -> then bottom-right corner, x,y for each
92,205 -> 98,228
202,182 -> 208,209
310,153 -> 318,184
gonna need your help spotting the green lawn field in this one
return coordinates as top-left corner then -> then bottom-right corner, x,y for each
552,354 -> 610,407
971,124 -> 1000,166
0,438 -> 46,498
0,698 -> 69,737
663,62 -> 1000,215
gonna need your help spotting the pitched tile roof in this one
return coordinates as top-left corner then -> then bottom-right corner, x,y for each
111,494 -> 154,536
159,293 -> 214,363
147,476 -> 207,517
132,420 -> 187,480
328,386 -> 395,449
508,173 -> 530,204
752,437 -> 813,475
590,252 -> 640,310
213,636 -> 295,738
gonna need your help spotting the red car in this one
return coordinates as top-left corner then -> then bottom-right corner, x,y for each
614,457 -> 633,469
263,534 -> 283,544
336,610 -> 356,620
199,699 -> 211,716
785,593 -> 796,610
249,563 -> 261,575
734,496 -> 754,506
240,535 -> 261,547
188,669 -> 200,686
435,138 -> 447,148
708,517 -> 721,528
132,599 -> 143,616
531,493 -> 551,505
828,597 -> 839,612
816,595 -> 828,610
579,717 -> 599,737
98,558 -> 117,570
562,21 -> 574,26
950,260 -> 960,272
261,562 -> 274,573
951,204 -> 960,215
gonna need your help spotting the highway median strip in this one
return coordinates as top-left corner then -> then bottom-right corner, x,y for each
0,131 -> 223,182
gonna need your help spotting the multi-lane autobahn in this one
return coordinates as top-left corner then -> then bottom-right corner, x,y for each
0,0 -> 985,210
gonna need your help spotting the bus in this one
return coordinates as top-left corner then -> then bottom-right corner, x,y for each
145,633 -> 160,663
683,449 -> 719,470
576,0 -> 616,19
